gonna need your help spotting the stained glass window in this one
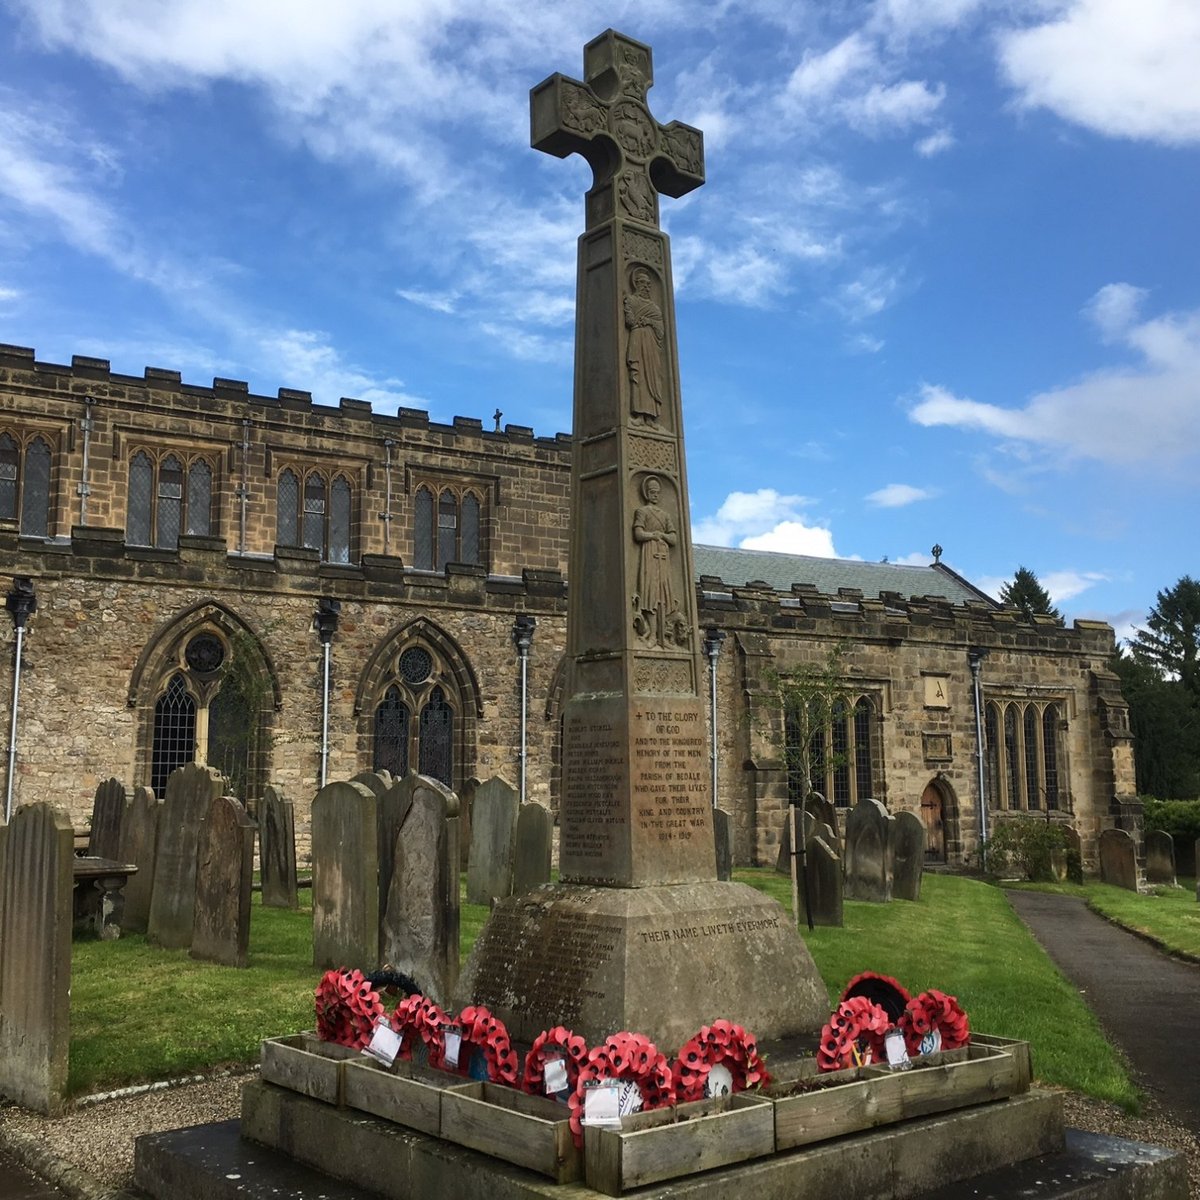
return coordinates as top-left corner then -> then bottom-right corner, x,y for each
151,674 -> 196,796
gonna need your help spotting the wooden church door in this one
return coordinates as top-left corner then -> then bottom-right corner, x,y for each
921,782 -> 946,861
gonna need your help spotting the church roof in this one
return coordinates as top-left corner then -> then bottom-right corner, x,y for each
692,544 -> 997,607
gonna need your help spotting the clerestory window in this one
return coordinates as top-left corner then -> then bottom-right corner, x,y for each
0,430 -> 53,537
412,483 -> 483,571
276,468 -> 353,563
127,450 -> 213,548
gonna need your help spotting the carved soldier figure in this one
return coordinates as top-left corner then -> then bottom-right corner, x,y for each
625,268 -> 666,423
632,474 -> 687,647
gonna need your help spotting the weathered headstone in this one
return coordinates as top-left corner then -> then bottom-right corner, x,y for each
458,31 -> 828,1048
377,774 -> 414,924
776,794 -> 835,873
799,835 -> 843,928
512,802 -> 553,896
1062,825 -> 1084,884
87,777 -> 129,861
1144,830 -> 1177,886
466,776 -> 519,904
0,803 -> 73,1114
259,784 -> 298,909
459,776 -> 481,870
844,798 -> 894,903
380,774 -> 460,1005
713,807 -> 733,881
806,793 -> 838,847
312,780 -> 379,971
118,785 -> 161,934
191,795 -> 256,968
1098,827 -> 1139,892
891,811 -> 925,902
146,763 -> 224,950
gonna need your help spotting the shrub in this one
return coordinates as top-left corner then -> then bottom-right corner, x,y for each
986,818 -> 1066,882
1141,797 -> 1200,842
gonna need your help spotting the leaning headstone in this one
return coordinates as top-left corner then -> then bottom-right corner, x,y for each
776,794 -> 836,873
87,777 -> 129,861
380,775 -> 460,1006
713,807 -> 733,882
147,763 -> 224,950
191,795 -> 256,968
806,793 -> 838,848
512,802 -> 553,896
312,780 -> 379,971
466,776 -> 519,905
1144,830 -> 1177,886
799,835 -> 843,928
118,785 -> 161,934
1098,827 -> 1138,892
844,798 -> 894,903
378,774 -> 414,924
259,784 -> 298,909
891,811 -> 925,902
0,803 -> 73,1114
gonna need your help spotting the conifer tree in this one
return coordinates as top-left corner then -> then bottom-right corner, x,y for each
998,566 -> 1061,621
1130,575 -> 1200,701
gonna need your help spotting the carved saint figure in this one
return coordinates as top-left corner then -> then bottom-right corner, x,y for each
618,169 -> 655,225
624,267 -> 666,423
632,475 -> 689,648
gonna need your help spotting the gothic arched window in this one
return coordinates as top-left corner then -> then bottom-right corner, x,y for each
371,645 -> 458,788
785,690 -> 881,807
984,698 -> 1068,814
0,430 -> 53,537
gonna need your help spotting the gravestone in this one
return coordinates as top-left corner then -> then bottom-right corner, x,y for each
512,801 -> 553,896
459,31 -> 828,1048
1098,827 -> 1139,892
377,774 -> 414,924
466,776 -> 519,904
776,794 -> 835,873
380,774 -> 460,1005
1062,825 -> 1084,884
147,763 -> 224,950
0,803 -> 73,1114
713,807 -> 733,881
118,785 -> 161,933
87,777 -> 129,861
312,780 -> 379,971
1174,834 -> 1196,880
459,776 -> 481,869
1144,830 -> 1177,886
259,784 -> 298,909
806,793 -> 838,847
191,795 -> 256,968
891,811 -> 925,902
844,798 -> 894,903
799,834 -> 843,928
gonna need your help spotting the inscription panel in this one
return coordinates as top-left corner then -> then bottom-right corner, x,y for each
561,707 -> 627,882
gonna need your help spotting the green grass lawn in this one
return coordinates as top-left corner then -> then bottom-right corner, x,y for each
69,871 -> 1138,1109
1007,877 -> 1200,960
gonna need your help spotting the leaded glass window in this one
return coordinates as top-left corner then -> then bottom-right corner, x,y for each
20,437 -> 51,538
127,451 -> 154,546
277,469 -> 299,546
374,686 -> 411,777
372,645 -> 459,791
303,475 -> 326,551
853,698 -> 873,801
461,492 -> 480,565
186,459 -> 212,536
785,690 -> 881,809
1023,706 -> 1040,809
414,487 -> 434,570
419,686 -> 454,786
985,698 -> 1067,814
985,703 -> 1001,809
1004,706 -> 1020,810
151,674 -> 196,796
1043,705 -> 1060,810
830,699 -> 850,804
438,491 -> 457,567
0,433 -> 16,519
330,476 -> 351,564
157,455 -> 184,548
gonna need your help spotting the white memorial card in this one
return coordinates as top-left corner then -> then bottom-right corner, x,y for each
363,1018 -> 402,1068
544,1055 -> 569,1095
884,1028 -> 912,1071
705,1062 -> 734,1098
583,1079 -> 622,1128
443,1026 -> 463,1069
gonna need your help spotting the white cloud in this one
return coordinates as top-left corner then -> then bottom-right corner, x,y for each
915,128 -> 955,156
836,266 -> 903,320
0,283 -> 19,303
909,287 -> 1200,466
397,287 -> 459,314
999,0 -> 1200,145
1042,569 -> 1109,604
874,0 -> 985,37
786,35 -> 875,103
866,482 -> 933,507
891,550 -> 936,566
741,521 -> 839,557
846,80 -> 945,133
693,488 -> 826,546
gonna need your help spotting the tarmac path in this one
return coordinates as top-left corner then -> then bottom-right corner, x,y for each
1006,889 -> 1200,1130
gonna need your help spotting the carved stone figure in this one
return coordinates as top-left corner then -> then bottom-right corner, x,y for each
624,267 -> 665,421
632,474 -> 688,648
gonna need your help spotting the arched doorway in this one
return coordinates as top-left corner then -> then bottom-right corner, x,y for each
920,777 -> 953,863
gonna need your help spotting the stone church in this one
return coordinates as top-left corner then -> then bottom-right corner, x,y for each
0,342 -> 1137,870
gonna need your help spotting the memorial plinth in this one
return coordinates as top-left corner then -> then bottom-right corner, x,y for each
458,29 -> 827,1044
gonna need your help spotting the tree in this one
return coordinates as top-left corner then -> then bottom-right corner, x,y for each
998,567 -> 1061,621
1130,575 -> 1200,700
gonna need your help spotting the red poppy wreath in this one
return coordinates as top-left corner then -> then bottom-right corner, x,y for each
673,1020 -> 770,1103
567,1031 -> 676,1146
522,1026 -> 590,1097
391,993 -> 449,1062
429,1004 -> 519,1084
816,995 -> 891,1072
315,967 -> 385,1049
898,988 -> 970,1057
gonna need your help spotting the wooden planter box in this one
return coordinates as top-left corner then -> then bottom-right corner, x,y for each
260,1033 -> 360,1106
440,1082 -> 582,1184
970,1033 -> 1032,1090
342,1056 -> 461,1136
583,1093 -> 774,1196
768,1043 -> 1025,1151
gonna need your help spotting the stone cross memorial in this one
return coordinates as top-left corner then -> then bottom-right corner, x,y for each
459,30 -> 827,1047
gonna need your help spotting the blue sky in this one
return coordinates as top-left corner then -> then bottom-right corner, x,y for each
1,1 -> 1197,642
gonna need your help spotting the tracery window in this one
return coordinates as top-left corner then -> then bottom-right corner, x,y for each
785,692 -> 880,807
0,430 -> 53,537
372,644 -> 457,788
276,467 -> 353,563
984,699 -> 1064,812
412,483 -> 485,571
127,450 -> 213,548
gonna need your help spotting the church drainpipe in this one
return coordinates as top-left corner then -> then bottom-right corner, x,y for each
969,647 -> 989,868
703,627 -> 726,808
315,599 -> 341,789
5,578 -> 37,822
512,615 -> 536,804
77,395 -> 96,526
381,439 -> 395,555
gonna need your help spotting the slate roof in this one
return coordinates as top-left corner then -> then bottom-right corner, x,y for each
692,544 -> 997,606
